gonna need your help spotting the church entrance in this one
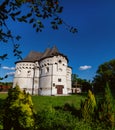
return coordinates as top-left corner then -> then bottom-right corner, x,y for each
56,85 -> 64,94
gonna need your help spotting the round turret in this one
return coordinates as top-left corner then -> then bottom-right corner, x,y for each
39,55 -> 68,95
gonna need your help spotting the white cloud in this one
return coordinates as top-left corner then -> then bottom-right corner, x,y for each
6,72 -> 15,76
79,65 -> 92,70
2,66 -> 15,70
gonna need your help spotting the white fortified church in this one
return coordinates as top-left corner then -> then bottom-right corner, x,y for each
13,46 -> 72,95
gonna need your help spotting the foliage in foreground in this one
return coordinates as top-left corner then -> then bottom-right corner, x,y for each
0,83 -> 115,130
80,83 -> 115,129
3,85 -> 35,130
80,90 -> 97,121
34,107 -> 112,130
97,83 -> 115,128
35,108 -> 77,130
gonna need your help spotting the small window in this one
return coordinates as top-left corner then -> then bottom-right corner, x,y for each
27,70 -> 31,76
27,70 -> 31,73
58,60 -> 62,63
58,78 -> 61,82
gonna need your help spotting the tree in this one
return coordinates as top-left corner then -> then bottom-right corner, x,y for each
72,74 -> 92,92
3,85 -> 35,130
93,59 -> 115,94
81,80 -> 92,93
0,0 -> 77,80
0,0 -> 77,57
72,74 -> 78,88
80,90 -> 97,121
96,83 -> 115,128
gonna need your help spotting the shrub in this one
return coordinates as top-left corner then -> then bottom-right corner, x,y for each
80,90 -> 97,121
97,83 -> 115,128
3,85 -> 35,130
35,106 -> 78,130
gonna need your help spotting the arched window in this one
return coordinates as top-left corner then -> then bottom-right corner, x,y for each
45,67 -> 49,73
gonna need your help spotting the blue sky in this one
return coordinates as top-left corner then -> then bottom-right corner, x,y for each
1,0 -> 115,82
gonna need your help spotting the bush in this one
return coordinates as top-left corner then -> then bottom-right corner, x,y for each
96,83 -> 115,128
80,83 -> 115,129
35,106 -> 78,130
3,85 -> 35,130
80,90 -> 97,121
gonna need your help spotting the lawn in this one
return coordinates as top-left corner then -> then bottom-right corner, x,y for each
1,92 -> 114,112
0,93 -> 85,111
32,94 -> 85,111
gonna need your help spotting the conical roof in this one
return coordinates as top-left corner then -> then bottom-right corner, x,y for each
16,46 -> 68,63
21,51 -> 42,62
49,46 -> 59,55
40,46 -> 59,59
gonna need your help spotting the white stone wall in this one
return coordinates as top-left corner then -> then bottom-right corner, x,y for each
13,62 -> 39,94
66,67 -> 72,93
39,58 -> 54,95
39,55 -> 69,95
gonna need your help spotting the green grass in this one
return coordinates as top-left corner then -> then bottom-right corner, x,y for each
1,92 -> 114,112
32,94 -> 85,111
0,93 -> 85,112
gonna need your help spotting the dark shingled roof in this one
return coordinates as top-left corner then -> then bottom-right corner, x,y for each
16,46 -> 68,63
40,46 -> 59,60
21,51 -> 42,62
